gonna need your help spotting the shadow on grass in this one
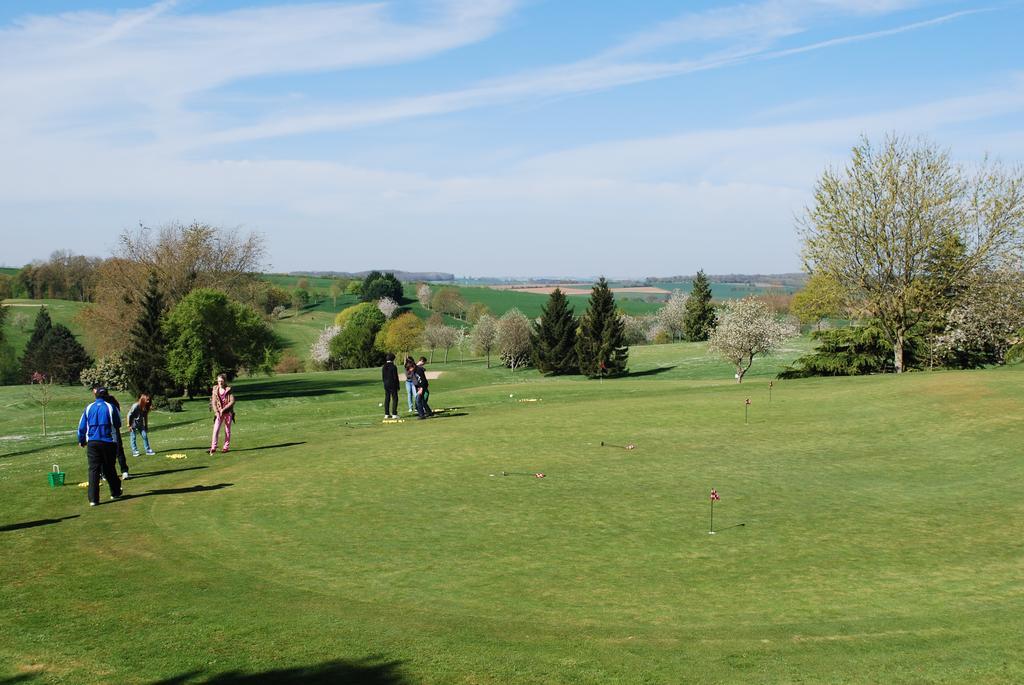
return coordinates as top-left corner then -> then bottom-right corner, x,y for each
128,466 -> 209,479
0,444 -> 58,460
0,515 -> 80,533
122,483 -> 233,500
232,377 -> 356,401
424,412 -> 468,420
627,365 -> 677,378
150,417 -> 207,430
231,442 -> 306,453
169,442 -> 306,453
0,675 -> 38,684
150,657 -> 408,684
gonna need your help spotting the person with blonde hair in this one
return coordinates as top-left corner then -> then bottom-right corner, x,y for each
209,373 -> 235,454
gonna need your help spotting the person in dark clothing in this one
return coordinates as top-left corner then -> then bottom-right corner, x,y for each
381,353 -> 400,419
413,357 -> 433,419
106,393 -> 131,480
77,386 -> 124,506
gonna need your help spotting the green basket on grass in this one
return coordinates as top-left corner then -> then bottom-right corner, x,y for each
48,464 -> 65,488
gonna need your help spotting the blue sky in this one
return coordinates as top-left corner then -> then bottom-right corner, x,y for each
1,0 -> 1022,278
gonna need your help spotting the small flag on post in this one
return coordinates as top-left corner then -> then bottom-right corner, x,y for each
709,488 -> 720,534
769,380 -> 773,404
744,397 -> 751,424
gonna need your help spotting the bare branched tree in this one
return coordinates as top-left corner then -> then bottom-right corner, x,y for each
81,222 -> 266,355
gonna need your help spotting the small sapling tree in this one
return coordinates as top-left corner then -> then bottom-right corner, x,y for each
472,314 -> 498,368
28,371 -> 54,436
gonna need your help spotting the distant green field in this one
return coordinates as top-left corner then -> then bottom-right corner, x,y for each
654,280 -> 801,299
260,273 -> 340,292
1,342 -> 1021,684
1,299 -> 91,356
420,285 -> 661,320
0,267 -> 19,276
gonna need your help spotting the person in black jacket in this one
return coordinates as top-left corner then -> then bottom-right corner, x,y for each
413,357 -> 433,419
381,353 -> 400,419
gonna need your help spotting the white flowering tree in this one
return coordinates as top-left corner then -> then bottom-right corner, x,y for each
620,313 -> 651,345
497,308 -> 532,372
656,291 -> 689,341
934,268 -> 1024,363
416,283 -> 432,309
310,324 -> 341,368
472,314 -> 498,368
377,296 -> 399,319
454,327 -> 468,363
709,296 -> 798,382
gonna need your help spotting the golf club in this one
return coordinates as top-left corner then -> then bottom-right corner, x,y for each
600,441 -> 636,450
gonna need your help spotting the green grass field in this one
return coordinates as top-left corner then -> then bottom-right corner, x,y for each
652,281 -> 801,298
1,342 -> 1021,684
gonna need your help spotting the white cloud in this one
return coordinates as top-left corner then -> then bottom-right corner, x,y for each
4,75 -> 1022,275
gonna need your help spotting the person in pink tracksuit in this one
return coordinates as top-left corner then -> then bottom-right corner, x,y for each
209,373 -> 235,454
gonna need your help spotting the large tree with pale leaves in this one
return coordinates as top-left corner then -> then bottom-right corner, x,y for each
800,135 -> 1024,373
709,296 -> 798,383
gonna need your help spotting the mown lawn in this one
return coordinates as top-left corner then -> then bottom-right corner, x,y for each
1,344 -> 1021,684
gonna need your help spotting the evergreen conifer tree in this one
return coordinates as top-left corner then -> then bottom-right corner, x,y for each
19,307 -> 53,381
125,272 -> 173,394
575,277 -> 628,378
41,325 -> 92,384
19,308 -> 91,383
531,288 -> 579,374
683,270 -> 717,341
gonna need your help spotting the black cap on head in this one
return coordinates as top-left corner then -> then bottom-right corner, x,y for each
95,386 -> 108,397
385,352 -> 395,362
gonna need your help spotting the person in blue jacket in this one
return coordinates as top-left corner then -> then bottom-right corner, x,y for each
77,386 -> 124,506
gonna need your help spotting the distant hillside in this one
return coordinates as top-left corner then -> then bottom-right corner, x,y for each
293,270 -> 455,282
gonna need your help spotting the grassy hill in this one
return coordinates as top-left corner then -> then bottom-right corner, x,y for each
271,283 -> 662,362
1,299 -> 92,356
1,345 -> 1021,684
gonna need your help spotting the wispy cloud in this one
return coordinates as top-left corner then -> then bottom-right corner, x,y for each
191,6 -> 979,147
0,0 -> 519,141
